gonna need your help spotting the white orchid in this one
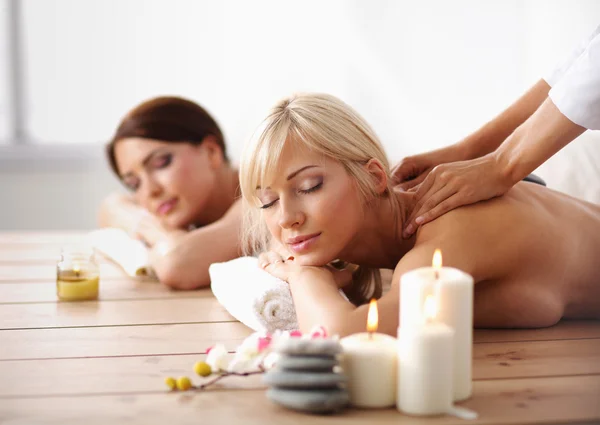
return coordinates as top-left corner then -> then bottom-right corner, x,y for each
205,343 -> 229,372
164,326 -> 336,392
262,352 -> 280,370
207,327 -> 335,376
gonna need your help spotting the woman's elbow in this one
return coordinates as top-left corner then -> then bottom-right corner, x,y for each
298,310 -> 397,338
153,257 -> 210,290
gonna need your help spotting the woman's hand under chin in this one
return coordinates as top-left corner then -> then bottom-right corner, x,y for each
132,211 -> 180,246
258,250 -> 353,289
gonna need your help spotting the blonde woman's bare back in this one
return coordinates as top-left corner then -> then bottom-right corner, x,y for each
407,181 -> 600,328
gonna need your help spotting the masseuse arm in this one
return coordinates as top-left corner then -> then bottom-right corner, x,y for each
403,97 -> 586,237
393,79 -> 551,190
460,79 -> 552,161
493,97 -> 586,188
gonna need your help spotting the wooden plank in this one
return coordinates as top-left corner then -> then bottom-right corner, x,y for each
2,338 -> 599,398
474,320 -> 600,343
0,375 -> 598,425
0,322 -> 254,360
0,262 -> 129,281
0,353 -> 263,398
474,338 -> 600,379
0,249 -> 122,265
0,280 -> 203,303
0,232 -> 85,244
0,297 -> 234,330
0,242 -> 70,251
0,247 -> 62,263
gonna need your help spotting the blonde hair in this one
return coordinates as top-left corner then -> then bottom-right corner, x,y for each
239,93 -> 398,305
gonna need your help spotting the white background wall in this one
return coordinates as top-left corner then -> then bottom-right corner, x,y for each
0,0 -> 11,141
1,0 -> 599,230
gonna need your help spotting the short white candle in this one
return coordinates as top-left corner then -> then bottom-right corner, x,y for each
400,250 -> 474,401
340,299 -> 397,408
397,296 -> 455,416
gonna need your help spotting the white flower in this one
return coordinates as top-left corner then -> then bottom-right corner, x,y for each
236,333 -> 262,358
225,331 -> 273,373
205,343 -> 229,372
262,352 -> 280,370
227,352 -> 254,373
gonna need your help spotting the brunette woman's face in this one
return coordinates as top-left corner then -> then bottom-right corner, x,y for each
115,137 -> 220,229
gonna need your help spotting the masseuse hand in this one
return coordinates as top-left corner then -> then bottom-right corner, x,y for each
392,144 -> 466,191
258,251 -> 353,289
402,153 -> 511,238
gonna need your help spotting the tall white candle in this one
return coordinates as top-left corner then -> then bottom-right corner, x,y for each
397,295 -> 454,415
340,300 -> 397,408
400,250 -> 474,401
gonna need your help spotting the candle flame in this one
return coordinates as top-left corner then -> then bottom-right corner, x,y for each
432,249 -> 442,269
367,299 -> 378,332
73,264 -> 81,274
424,295 -> 437,321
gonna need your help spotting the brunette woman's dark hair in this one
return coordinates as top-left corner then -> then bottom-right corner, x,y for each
106,96 -> 227,176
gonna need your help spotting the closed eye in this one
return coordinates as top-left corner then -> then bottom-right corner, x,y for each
260,199 -> 278,209
122,177 -> 140,192
260,181 -> 322,209
299,181 -> 323,194
151,153 -> 172,169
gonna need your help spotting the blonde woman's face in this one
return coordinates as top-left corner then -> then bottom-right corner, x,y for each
115,137 -> 218,229
256,143 -> 364,266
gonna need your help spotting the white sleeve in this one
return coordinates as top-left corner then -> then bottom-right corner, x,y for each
548,32 -> 600,130
544,24 -> 600,87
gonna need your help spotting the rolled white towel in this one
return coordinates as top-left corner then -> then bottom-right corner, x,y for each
87,228 -> 156,278
209,256 -> 298,333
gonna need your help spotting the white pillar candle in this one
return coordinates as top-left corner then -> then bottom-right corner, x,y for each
397,320 -> 454,415
400,250 -> 474,401
340,300 -> 397,408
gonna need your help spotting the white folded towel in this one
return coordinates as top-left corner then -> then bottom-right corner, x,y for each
209,256 -> 299,333
87,228 -> 155,278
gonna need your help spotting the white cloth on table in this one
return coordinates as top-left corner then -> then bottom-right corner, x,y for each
87,228 -> 155,278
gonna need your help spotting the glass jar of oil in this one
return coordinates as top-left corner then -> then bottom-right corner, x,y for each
56,246 -> 100,301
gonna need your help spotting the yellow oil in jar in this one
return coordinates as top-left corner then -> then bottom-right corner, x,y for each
56,270 -> 100,301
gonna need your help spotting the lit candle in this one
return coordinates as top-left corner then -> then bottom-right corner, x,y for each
340,299 -> 397,408
400,250 -> 474,401
56,246 -> 100,301
397,295 -> 454,415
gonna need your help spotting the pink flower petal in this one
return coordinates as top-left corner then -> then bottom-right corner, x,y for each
310,326 -> 328,339
205,345 -> 214,354
258,336 -> 272,352
289,330 -> 302,338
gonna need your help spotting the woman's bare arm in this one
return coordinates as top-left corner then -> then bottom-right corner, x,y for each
393,79 -> 551,190
99,192 -> 242,290
98,192 -> 151,234
99,192 -> 186,246
460,79 -> 551,160
283,263 -> 403,337
149,200 -> 242,290
495,97 -> 586,187
279,237 -> 477,337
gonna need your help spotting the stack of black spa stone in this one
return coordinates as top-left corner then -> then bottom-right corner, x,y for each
264,338 -> 349,414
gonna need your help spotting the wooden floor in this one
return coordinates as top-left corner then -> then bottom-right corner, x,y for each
1,232 -> 599,425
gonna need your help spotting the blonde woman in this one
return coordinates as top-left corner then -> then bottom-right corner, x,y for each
239,93 -> 600,337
